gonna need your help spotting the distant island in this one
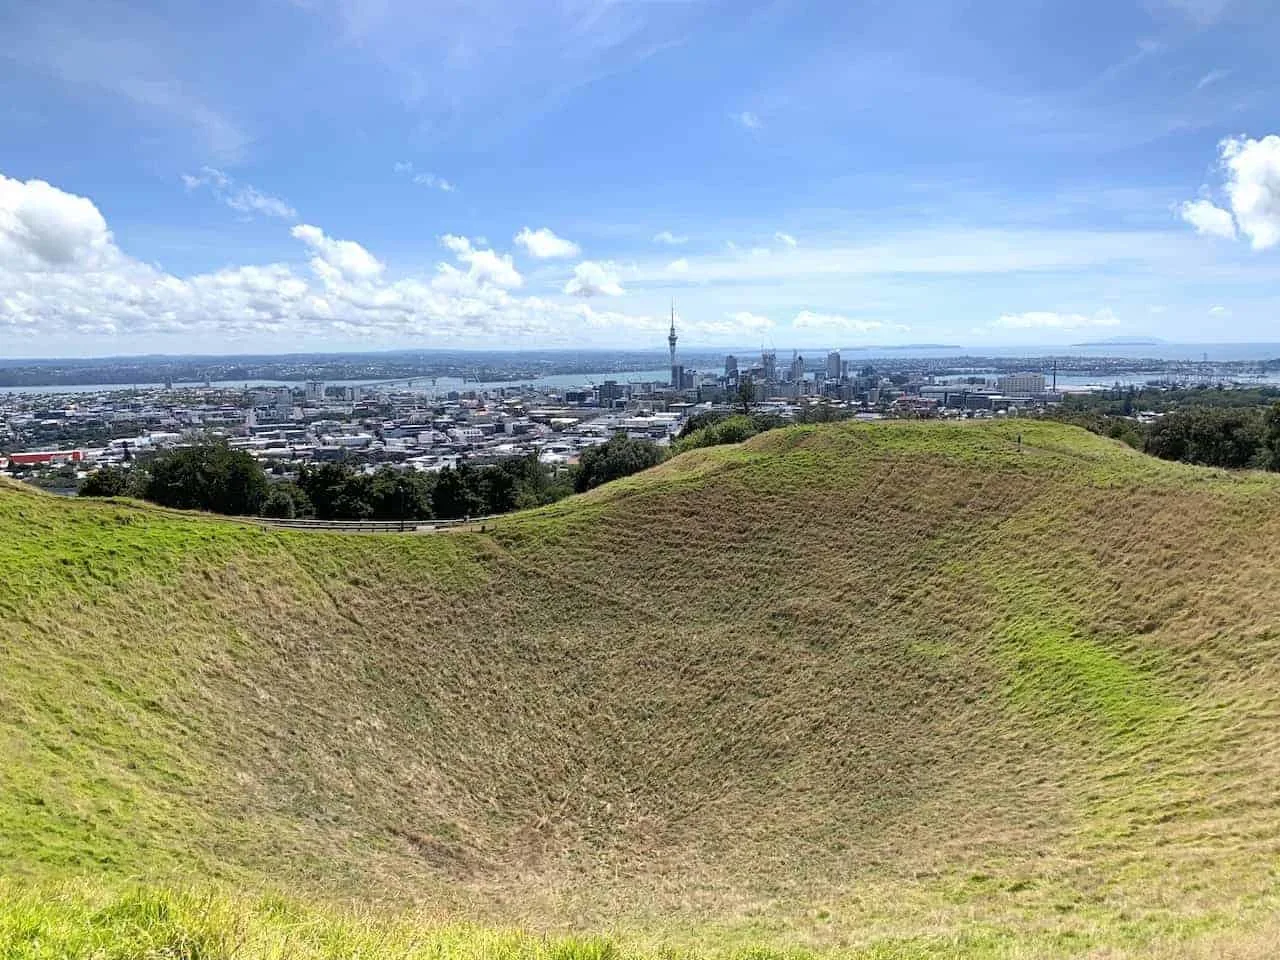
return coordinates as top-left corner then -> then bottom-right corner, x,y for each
840,343 -> 964,351
1072,336 -> 1168,347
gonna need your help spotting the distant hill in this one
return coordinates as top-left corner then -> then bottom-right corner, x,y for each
1071,336 -> 1168,346
840,342 -> 964,351
4,420 -> 1280,958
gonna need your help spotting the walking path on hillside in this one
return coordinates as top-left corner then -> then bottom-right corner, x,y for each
246,515 -> 498,534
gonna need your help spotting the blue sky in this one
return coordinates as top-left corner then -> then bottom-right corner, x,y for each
1,0 -> 1279,357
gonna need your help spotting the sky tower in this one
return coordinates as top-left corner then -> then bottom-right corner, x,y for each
668,302 -> 679,387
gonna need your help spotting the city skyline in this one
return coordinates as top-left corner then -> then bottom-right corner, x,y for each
3,0 -> 1280,356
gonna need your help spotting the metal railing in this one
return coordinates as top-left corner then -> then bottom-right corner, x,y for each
247,515 -> 499,534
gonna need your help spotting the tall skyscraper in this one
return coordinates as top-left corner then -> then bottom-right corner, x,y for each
826,350 -> 841,380
724,354 -> 738,378
789,352 -> 805,382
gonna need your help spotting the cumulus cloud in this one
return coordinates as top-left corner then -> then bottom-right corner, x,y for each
514,226 -> 580,259
666,258 -> 690,274
792,310 -> 899,334
292,224 -> 384,281
1220,135 -> 1280,250
437,235 -> 523,289
734,111 -> 761,130
1179,199 -> 1236,239
0,174 -> 116,269
775,231 -> 798,247
564,260 -> 624,297
182,167 -> 297,220
0,171 -> 627,346
994,309 -> 1120,329
652,230 -> 687,245
1181,135 -> 1280,250
393,160 -> 455,192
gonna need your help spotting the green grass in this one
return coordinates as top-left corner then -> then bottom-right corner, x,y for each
4,420 -> 1280,957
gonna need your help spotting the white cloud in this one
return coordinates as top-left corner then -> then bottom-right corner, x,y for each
1209,304 -> 1229,315
730,311 -> 773,331
394,160 -> 456,193
1219,135 -> 1280,250
0,174 -> 116,269
1196,68 -> 1231,90
653,230 -> 687,245
628,227 -> 1192,287
734,111 -> 762,130
416,173 -> 455,192
791,311 -> 902,334
514,226 -> 580,259
1,16 -> 249,163
666,258 -> 690,274
1,172 -> 699,349
292,224 -> 384,281
564,261 -> 624,297
687,311 -> 776,338
437,234 -> 523,289
183,167 -> 296,221
1180,135 -> 1280,250
775,231 -> 798,247
1179,199 -> 1236,240
994,309 -> 1120,330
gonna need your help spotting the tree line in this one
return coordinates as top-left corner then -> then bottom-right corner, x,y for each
1047,388 -> 1280,471
79,433 -> 668,519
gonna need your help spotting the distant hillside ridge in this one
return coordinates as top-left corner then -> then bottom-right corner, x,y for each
4,419 -> 1280,959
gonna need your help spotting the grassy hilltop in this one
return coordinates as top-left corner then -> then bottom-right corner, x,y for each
4,420 -> 1280,958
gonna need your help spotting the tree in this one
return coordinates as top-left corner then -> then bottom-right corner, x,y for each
78,465 -> 131,498
678,411 -> 729,439
671,415 -> 758,455
369,467 -> 433,520
574,433 -> 665,493
297,463 -> 374,520
477,464 -> 519,515
431,463 -> 485,519
260,482 -> 313,519
1144,408 -> 1263,469
795,403 -> 847,424
736,375 -> 755,416
260,487 -> 298,519
1263,403 -> 1280,472
143,444 -> 268,515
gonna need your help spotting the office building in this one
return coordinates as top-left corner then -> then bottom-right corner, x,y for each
826,351 -> 841,380
789,353 -> 805,383
997,373 -> 1046,397
274,388 -> 293,421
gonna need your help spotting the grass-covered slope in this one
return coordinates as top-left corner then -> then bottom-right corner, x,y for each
4,420 -> 1280,958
